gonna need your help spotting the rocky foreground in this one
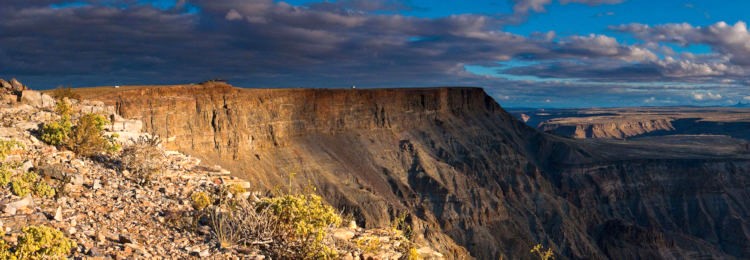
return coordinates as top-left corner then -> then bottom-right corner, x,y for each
0,79 -> 442,259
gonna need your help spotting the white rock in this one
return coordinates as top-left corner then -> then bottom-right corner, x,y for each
54,206 -> 63,221
3,195 -> 33,215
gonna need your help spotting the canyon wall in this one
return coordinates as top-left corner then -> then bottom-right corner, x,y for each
540,119 -> 675,139
77,83 -> 750,259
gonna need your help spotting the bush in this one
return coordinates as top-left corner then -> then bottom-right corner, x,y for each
8,172 -> 55,198
14,225 -> 76,259
33,181 -> 56,198
9,172 -> 37,197
0,166 -> 12,187
0,140 -> 23,161
258,194 -> 341,259
40,121 -> 72,147
67,113 -> 115,157
120,135 -> 166,185
40,100 -> 73,147
191,192 -> 211,211
531,244 -> 554,260
51,86 -> 81,101
407,247 -> 421,260
227,184 -> 246,198
355,236 -> 381,253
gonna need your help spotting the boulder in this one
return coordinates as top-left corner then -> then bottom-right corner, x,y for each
3,195 -> 34,215
9,78 -> 26,92
0,79 -> 11,91
20,90 -> 56,108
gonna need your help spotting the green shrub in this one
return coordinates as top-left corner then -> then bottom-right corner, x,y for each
191,192 -> 211,211
258,194 -> 341,259
355,236 -> 382,253
0,140 -> 23,161
531,244 -> 554,260
10,171 -> 38,197
14,225 -> 76,259
227,183 -> 246,197
407,247 -> 421,260
33,181 -> 56,198
0,166 -> 12,187
40,100 -> 73,147
67,113 -> 114,157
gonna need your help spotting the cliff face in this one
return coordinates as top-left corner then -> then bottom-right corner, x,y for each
77,83 -> 750,259
540,119 -> 675,139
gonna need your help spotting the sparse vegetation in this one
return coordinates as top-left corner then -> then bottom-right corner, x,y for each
226,183 -> 246,198
120,135 -> 165,185
355,236 -> 382,253
392,211 -> 413,240
51,86 -> 81,101
531,244 -> 554,260
0,140 -> 22,161
407,247 -> 421,260
40,98 -> 119,157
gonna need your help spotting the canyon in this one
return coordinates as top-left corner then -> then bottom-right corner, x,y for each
512,107 -> 750,140
75,82 -> 750,259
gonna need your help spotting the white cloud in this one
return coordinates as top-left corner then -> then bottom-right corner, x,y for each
691,92 -> 723,101
225,9 -> 243,21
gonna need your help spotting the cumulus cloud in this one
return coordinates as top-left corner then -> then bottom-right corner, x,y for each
613,21 -> 750,65
692,92 -> 723,101
513,0 -> 623,14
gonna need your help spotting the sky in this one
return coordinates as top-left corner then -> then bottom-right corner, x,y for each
1,0 -> 750,107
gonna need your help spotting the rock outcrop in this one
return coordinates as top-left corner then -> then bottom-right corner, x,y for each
74,82 -> 750,259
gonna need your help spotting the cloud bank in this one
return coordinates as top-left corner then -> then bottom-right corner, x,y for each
0,0 -> 747,107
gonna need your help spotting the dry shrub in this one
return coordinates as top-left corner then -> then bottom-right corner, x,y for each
120,135 -> 166,185
256,194 -> 341,259
67,113 -> 116,157
51,86 -> 81,101
195,193 -> 341,259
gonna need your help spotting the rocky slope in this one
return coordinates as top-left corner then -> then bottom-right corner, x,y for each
0,82 -> 440,259
74,82 -> 750,259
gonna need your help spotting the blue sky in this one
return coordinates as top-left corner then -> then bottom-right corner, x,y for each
2,0 -> 750,107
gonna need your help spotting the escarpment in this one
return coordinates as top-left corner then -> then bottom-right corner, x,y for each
77,83 -> 750,259
540,118 -> 675,139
